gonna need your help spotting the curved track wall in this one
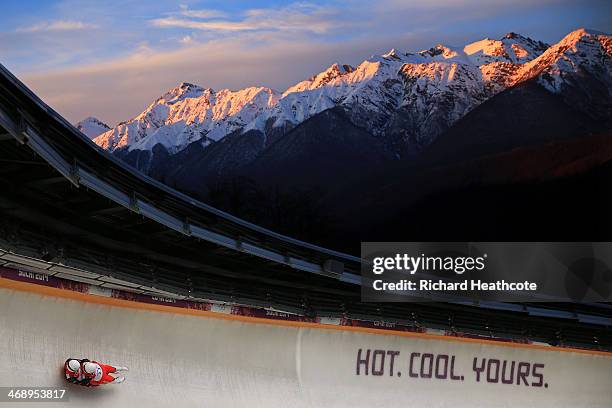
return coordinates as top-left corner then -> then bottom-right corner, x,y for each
1,279 -> 611,407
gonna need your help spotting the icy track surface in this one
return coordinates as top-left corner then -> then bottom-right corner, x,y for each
1,283 -> 611,407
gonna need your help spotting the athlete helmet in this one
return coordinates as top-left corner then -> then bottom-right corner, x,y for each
67,359 -> 81,373
83,362 -> 97,375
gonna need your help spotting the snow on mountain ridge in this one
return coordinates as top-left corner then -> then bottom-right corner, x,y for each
258,58 -> 403,134
284,63 -> 355,95
75,117 -> 110,139
398,61 -> 488,138
515,28 -> 612,92
464,33 -> 549,65
94,28 -> 609,155
247,35 -> 549,138
159,82 -> 206,105
95,84 -> 280,152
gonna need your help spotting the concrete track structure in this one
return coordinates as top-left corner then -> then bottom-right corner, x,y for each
1,278 -> 611,407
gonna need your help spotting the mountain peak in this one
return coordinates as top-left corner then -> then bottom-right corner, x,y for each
75,116 -> 110,139
320,62 -> 353,75
283,62 -> 355,95
559,27 -> 609,45
159,82 -> 207,105
80,116 -> 105,124
382,48 -> 403,60
418,44 -> 462,60
573,27 -> 608,36
464,32 -> 548,65
514,27 -> 611,92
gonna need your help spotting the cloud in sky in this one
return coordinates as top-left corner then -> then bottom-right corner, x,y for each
2,0 -> 610,125
151,17 -> 259,32
16,20 -> 98,33
178,7 -> 228,19
151,3 -> 341,34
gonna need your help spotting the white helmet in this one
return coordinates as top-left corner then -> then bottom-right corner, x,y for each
67,359 -> 80,373
83,362 -> 97,374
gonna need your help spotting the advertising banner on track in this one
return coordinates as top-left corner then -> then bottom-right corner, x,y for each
298,329 -> 612,408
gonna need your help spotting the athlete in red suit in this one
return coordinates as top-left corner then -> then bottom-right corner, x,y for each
64,359 -> 84,384
64,358 -> 128,386
82,361 -> 129,385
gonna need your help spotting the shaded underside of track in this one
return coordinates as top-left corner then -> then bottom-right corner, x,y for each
1,282 -> 611,408
0,63 -> 610,349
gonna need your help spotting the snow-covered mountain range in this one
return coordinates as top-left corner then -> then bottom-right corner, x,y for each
87,28 -> 610,161
71,28 -> 612,249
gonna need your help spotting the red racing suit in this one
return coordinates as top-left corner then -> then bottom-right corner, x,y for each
82,361 -> 119,386
64,359 -> 84,384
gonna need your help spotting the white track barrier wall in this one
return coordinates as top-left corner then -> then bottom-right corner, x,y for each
1,285 -> 611,407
